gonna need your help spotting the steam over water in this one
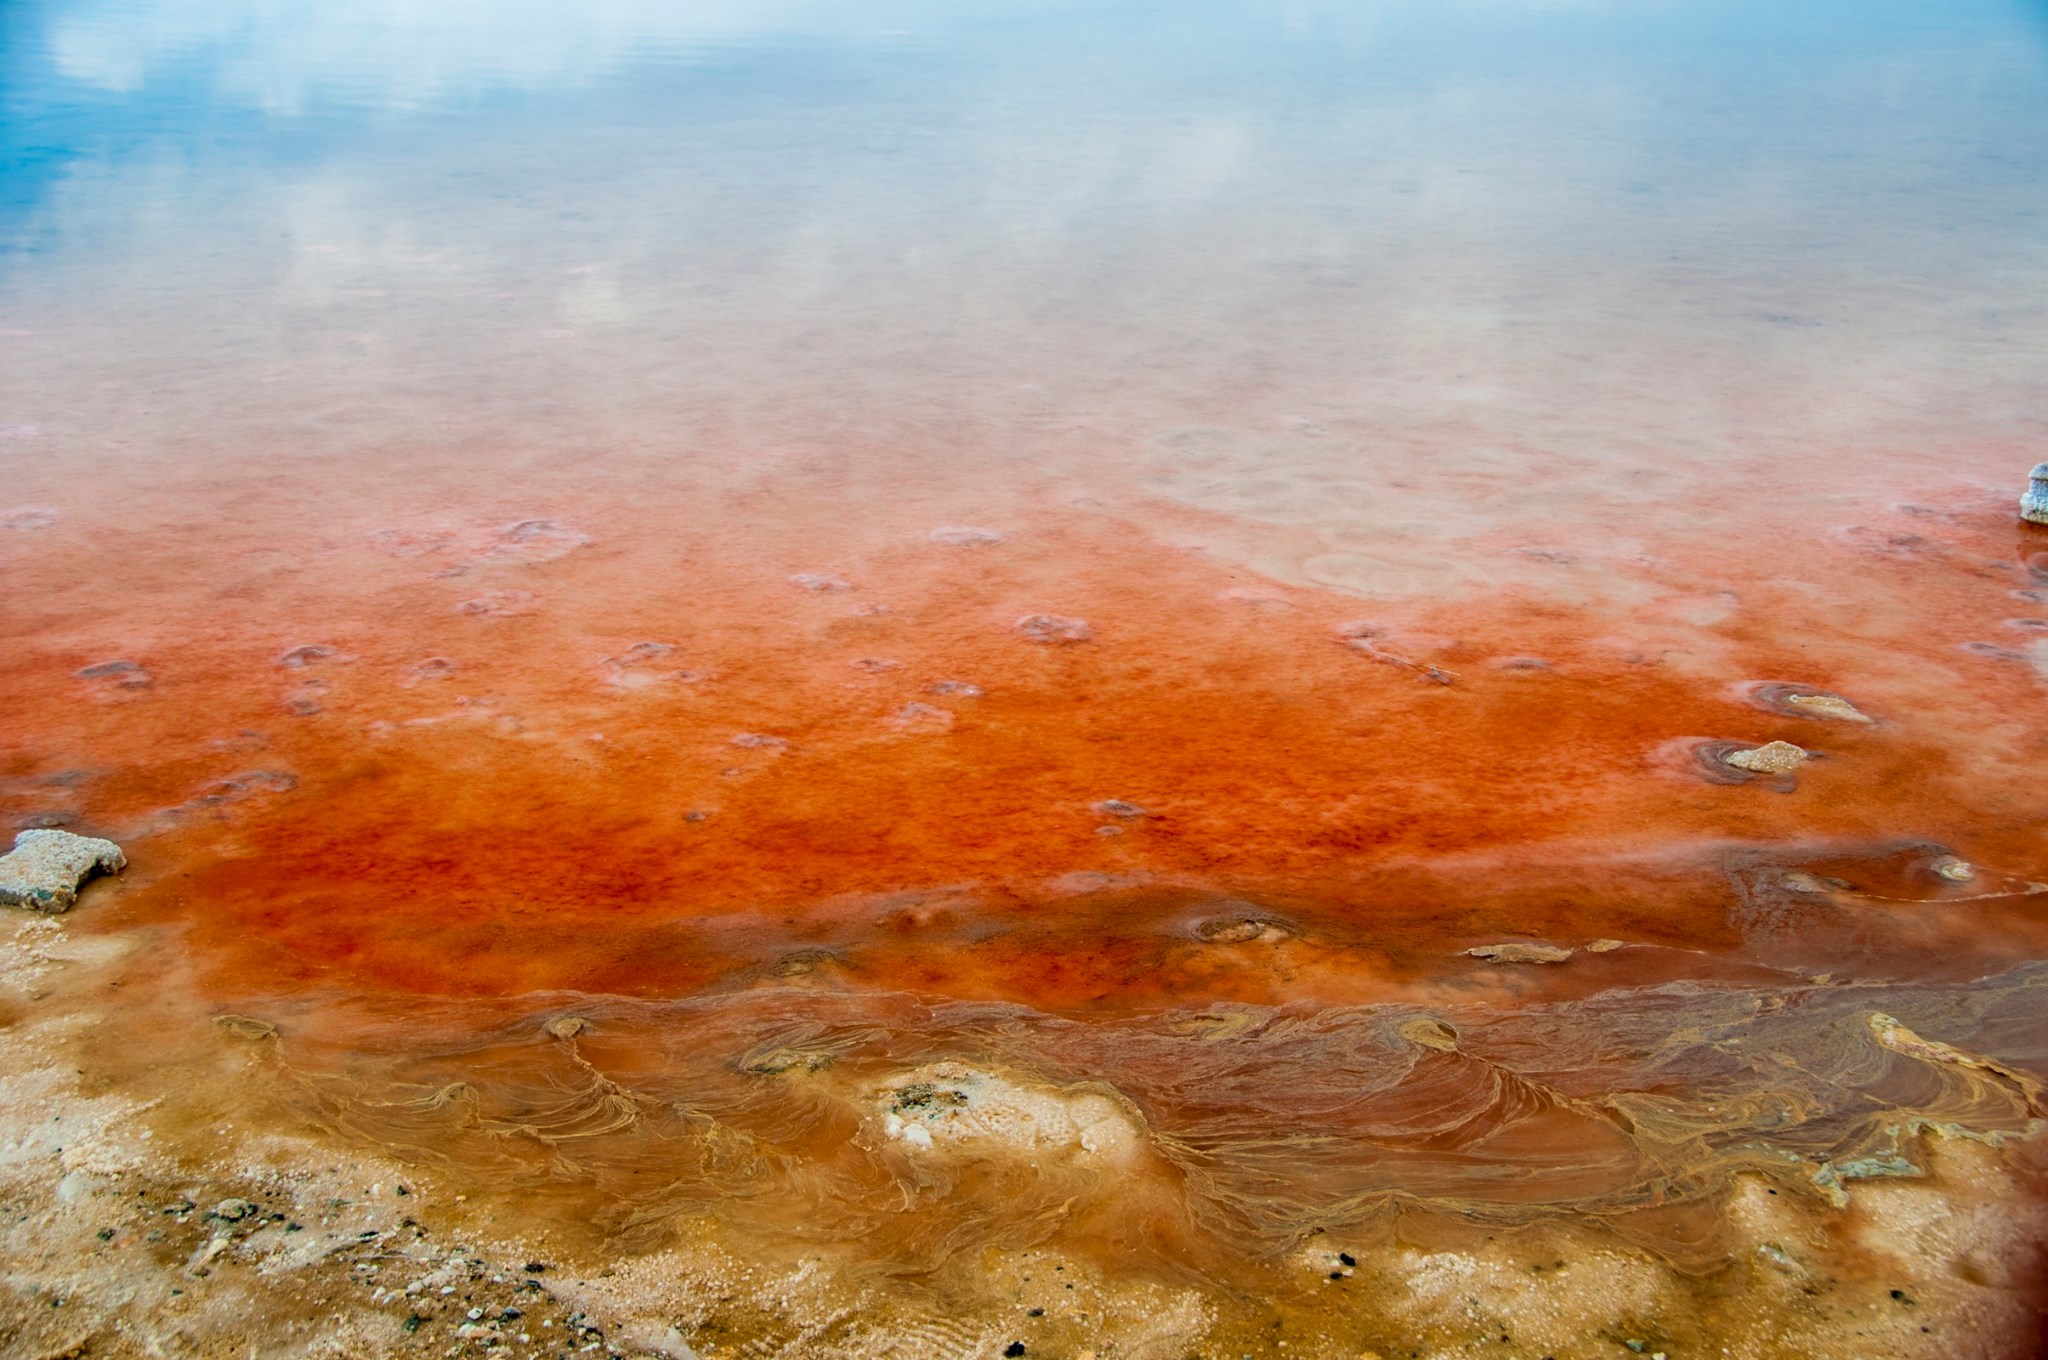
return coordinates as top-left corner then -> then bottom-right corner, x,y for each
5,0 -> 2048,1352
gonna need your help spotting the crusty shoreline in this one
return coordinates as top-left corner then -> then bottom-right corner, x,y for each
5,911 -> 2046,1360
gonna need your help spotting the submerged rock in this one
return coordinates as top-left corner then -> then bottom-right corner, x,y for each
1194,913 -> 1297,943
1464,942 -> 1574,964
872,1062 -> 1142,1162
928,525 -> 1004,546
1723,741 -> 1808,775
1015,613 -> 1092,644
1748,683 -> 1873,724
0,829 -> 124,912
1783,692 -> 1870,723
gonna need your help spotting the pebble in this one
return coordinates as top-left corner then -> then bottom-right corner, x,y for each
1015,614 -> 1092,644
213,1198 -> 256,1221
0,829 -> 125,912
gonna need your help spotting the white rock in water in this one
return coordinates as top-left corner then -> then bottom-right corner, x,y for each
2023,462 -> 2048,525
0,829 -> 125,913
873,1062 -> 1142,1162
1724,740 -> 1809,774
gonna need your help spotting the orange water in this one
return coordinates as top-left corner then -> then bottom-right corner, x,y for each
4,0 -> 2048,1317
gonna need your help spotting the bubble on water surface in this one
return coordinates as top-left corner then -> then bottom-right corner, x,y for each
729,733 -> 788,750
850,657 -> 902,673
1092,800 -> 1146,819
791,572 -> 851,592
278,644 -> 347,668
1014,613 -> 1091,644
927,680 -> 983,696
0,507 -> 59,530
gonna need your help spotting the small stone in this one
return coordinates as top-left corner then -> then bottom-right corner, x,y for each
1585,939 -> 1626,953
2021,462 -> 2048,525
1015,613 -> 1091,644
0,829 -> 125,912
544,1016 -> 589,1039
1464,942 -> 1574,964
1723,740 -> 1808,774
213,1198 -> 256,1221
